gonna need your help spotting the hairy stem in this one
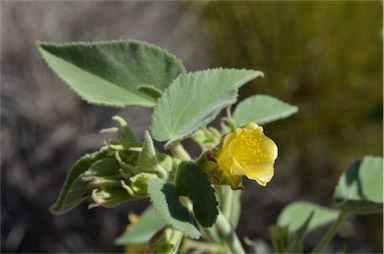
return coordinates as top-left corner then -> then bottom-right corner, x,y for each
215,211 -> 245,254
170,143 -> 191,161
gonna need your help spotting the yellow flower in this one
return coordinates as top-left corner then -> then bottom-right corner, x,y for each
215,122 -> 278,186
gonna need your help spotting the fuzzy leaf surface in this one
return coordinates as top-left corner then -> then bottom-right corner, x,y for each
38,40 -> 185,107
277,201 -> 338,235
175,161 -> 218,227
233,95 -> 298,127
115,206 -> 166,245
147,178 -> 200,239
50,151 -> 107,215
334,156 -> 383,214
138,131 -> 172,177
151,69 -> 263,148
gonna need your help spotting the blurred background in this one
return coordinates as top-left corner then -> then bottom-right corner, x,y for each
1,1 -> 382,253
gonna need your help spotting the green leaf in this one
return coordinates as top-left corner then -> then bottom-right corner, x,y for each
112,116 -> 142,147
334,156 -> 383,214
175,161 -> 218,227
84,158 -> 136,207
84,157 -> 122,178
147,178 -> 200,239
233,95 -> 298,127
115,206 -> 166,245
151,68 -> 263,148
277,201 -> 339,234
273,202 -> 338,254
129,172 -> 158,196
137,85 -> 163,100
37,40 -> 185,107
137,131 -> 172,178
50,151 -> 107,215
146,226 -> 184,254
269,225 -> 296,254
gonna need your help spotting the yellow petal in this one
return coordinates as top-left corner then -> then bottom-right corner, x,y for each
243,163 -> 275,186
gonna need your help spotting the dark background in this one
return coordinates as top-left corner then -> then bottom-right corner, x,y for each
1,1 -> 382,253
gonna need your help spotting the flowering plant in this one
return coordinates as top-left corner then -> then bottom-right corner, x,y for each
38,40 -> 383,253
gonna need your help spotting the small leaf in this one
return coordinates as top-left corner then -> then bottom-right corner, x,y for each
175,161 -> 218,227
269,225 -> 296,254
147,178 -> 200,239
137,85 -> 163,100
334,156 -> 383,214
146,226 -> 184,254
277,201 -> 339,234
233,95 -> 298,126
112,116 -> 142,147
151,68 -> 263,148
138,131 -> 172,178
50,151 -> 107,215
37,40 -> 185,107
84,158 -> 136,207
129,172 -> 158,195
115,206 -> 166,245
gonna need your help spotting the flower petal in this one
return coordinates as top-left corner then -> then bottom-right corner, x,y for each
243,163 -> 275,186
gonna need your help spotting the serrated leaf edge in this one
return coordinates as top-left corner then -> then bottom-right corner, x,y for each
37,39 -> 186,108
150,68 -> 263,146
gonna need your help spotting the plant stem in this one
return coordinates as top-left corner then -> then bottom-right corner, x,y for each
170,143 -> 191,161
311,210 -> 348,254
215,211 -> 245,254
221,185 -> 234,221
182,239 -> 224,253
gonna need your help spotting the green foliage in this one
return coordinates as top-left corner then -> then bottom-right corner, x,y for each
233,95 -> 298,126
147,178 -> 201,239
151,68 -> 263,148
273,202 -> 337,253
175,161 -> 218,227
198,0 -> 383,188
277,201 -> 339,235
334,156 -> 383,214
83,158 -> 134,207
38,37 -> 382,253
112,116 -> 142,148
50,151 -> 107,215
115,206 -> 166,245
146,226 -> 184,254
270,225 -> 297,253
272,156 -> 383,253
138,131 -> 172,178
37,40 -> 185,107
147,161 -> 218,238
